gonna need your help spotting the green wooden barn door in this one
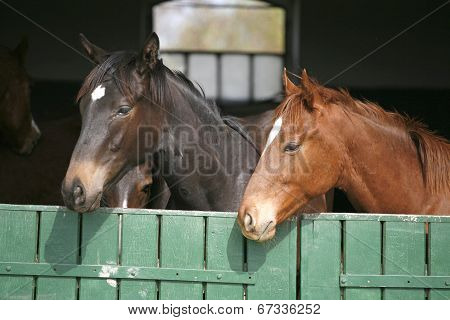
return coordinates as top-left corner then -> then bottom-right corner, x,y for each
428,222 -> 450,299
383,222 -> 426,299
36,209 -> 79,299
205,216 -> 244,299
246,218 -> 297,300
299,218 -> 341,299
343,220 -> 382,300
79,213 -> 120,299
0,209 -> 37,299
120,213 -> 159,299
159,215 -> 205,299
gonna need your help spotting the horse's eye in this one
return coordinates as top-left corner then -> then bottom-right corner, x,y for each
284,142 -> 300,153
141,184 -> 151,194
116,105 -> 132,116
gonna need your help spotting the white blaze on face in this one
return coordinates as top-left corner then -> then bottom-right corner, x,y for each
91,85 -> 105,101
31,118 -> 41,136
263,117 -> 283,154
122,199 -> 128,209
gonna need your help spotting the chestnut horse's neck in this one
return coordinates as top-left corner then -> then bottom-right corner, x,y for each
332,104 -> 449,214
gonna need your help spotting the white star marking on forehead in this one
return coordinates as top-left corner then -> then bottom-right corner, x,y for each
91,85 -> 105,101
263,117 -> 283,154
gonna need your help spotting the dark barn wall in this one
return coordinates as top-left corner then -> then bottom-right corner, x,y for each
1,0 -> 448,88
0,0 -> 143,81
300,0 -> 450,89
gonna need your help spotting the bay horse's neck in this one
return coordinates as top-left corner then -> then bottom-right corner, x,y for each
334,106 -> 448,214
155,76 -> 258,211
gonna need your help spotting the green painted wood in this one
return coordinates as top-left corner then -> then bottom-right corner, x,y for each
341,274 -> 450,288
79,213 -> 119,300
2,204 -> 450,223
205,217 -> 244,299
343,221 -> 382,299
35,210 -> 79,299
1,205 -> 447,301
428,223 -> 450,299
383,222 -> 426,300
247,219 -> 297,300
0,210 -> 37,300
302,212 -> 450,223
0,262 -> 255,284
159,215 -> 204,300
300,219 -> 341,299
120,214 -> 158,300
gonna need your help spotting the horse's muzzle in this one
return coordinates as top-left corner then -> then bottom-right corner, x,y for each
61,178 -> 94,213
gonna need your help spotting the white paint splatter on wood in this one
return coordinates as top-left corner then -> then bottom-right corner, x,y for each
99,265 -> 118,278
106,279 -> 117,287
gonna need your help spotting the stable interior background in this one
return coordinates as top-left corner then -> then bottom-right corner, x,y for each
1,0 -> 449,210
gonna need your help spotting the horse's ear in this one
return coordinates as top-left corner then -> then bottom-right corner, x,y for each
139,32 -> 161,73
13,36 -> 28,65
300,69 -> 315,112
283,68 -> 297,96
79,33 -> 107,64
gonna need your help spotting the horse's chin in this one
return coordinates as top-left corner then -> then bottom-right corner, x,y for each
242,225 -> 277,243
73,191 -> 103,213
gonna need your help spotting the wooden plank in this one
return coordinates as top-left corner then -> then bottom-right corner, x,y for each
35,209 -> 79,299
299,219 -> 341,299
205,217 -> 244,300
302,212 -> 450,223
383,222 -> 426,300
343,220 -> 382,299
159,215 -> 204,300
0,210 -> 37,299
428,222 -> 450,299
79,213 -> 119,300
120,214 -> 159,300
247,219 -> 297,300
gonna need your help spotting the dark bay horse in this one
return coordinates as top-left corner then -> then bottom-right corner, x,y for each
62,33 -> 329,214
238,69 -> 450,241
0,38 -> 41,154
62,33 -> 260,212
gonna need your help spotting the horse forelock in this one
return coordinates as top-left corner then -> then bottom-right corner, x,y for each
77,50 -> 224,126
77,51 -> 169,107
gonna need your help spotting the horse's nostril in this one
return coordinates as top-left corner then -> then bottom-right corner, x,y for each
244,212 -> 255,231
73,185 -> 85,206
74,186 -> 82,197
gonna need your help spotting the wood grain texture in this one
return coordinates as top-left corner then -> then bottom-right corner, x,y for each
343,220 -> 382,299
0,210 -> 37,299
79,213 -> 119,300
299,220 -> 341,299
383,222 -> 426,300
36,210 -> 79,299
205,217 -> 244,299
120,214 -> 158,300
247,219 -> 296,299
428,223 -> 450,299
159,215 -> 204,300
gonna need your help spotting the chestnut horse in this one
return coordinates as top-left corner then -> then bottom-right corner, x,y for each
62,33 -> 329,214
0,38 -> 41,154
238,69 -> 449,242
